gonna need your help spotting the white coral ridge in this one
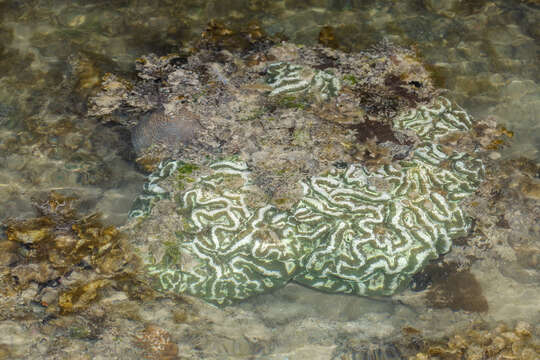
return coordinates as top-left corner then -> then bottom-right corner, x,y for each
135,96 -> 484,305
394,96 -> 472,140
147,160 -> 306,305
265,62 -> 341,100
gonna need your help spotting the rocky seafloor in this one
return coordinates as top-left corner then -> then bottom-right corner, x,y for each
0,2 -> 539,359
2,27 -> 539,359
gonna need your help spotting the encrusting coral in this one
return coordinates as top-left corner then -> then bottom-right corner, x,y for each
292,137 -> 483,295
145,160 -> 304,304
90,38 -> 485,305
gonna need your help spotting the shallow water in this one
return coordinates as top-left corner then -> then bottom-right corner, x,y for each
0,0 -> 538,221
0,1 -> 539,359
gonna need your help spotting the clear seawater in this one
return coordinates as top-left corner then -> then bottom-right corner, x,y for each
0,1 -> 538,359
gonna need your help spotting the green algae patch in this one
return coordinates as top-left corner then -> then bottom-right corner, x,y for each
176,162 -> 199,190
274,95 -> 309,110
343,74 -> 359,85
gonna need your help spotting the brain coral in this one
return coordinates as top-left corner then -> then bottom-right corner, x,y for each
143,160 -> 307,305
130,95 -> 483,305
129,160 -> 180,219
292,144 -> 483,295
393,96 -> 472,140
265,62 -> 341,100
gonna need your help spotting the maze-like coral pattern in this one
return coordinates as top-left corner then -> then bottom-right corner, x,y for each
129,160 -> 180,219
292,97 -> 483,295
147,160 -> 305,305
393,96 -> 472,140
265,62 -> 341,100
292,145 -> 483,295
133,97 -> 484,304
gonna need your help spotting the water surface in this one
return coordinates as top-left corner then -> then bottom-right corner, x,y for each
0,1 -> 538,359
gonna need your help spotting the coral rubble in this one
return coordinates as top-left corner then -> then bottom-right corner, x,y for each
135,324 -> 179,360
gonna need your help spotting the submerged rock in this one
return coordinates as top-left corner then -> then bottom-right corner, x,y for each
131,110 -> 201,155
126,97 -> 483,305
91,41 -> 484,305
409,320 -> 539,360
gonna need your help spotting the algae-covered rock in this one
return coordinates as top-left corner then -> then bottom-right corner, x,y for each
1,192 -> 139,313
92,41 -> 484,305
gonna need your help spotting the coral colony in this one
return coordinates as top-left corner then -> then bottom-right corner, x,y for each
265,62 -> 341,100
130,96 -> 483,305
92,42 -> 484,305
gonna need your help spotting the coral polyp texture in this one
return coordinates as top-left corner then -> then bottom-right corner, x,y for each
292,141 -> 483,295
393,96 -> 473,140
91,41 -> 484,305
145,160 -> 307,304
265,62 -> 341,100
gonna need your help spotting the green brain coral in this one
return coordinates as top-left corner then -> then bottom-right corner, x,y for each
145,160 -> 306,305
393,96 -> 473,140
292,144 -> 483,295
128,160 -> 181,219
131,96 -> 483,305
265,62 -> 341,100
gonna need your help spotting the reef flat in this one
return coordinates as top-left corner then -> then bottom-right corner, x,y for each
91,39 -> 484,305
